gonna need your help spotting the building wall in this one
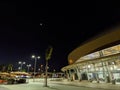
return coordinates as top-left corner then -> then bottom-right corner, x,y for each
68,27 -> 120,64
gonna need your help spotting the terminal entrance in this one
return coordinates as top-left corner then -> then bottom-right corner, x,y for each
81,73 -> 88,80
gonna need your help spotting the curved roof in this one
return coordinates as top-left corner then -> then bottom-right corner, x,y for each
68,27 -> 120,64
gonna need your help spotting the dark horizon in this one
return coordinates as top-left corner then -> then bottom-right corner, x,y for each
0,1 -> 120,72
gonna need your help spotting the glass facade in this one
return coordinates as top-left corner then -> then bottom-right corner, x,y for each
63,44 -> 120,83
76,44 -> 120,63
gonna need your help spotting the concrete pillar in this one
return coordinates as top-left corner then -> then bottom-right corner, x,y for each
75,66 -> 81,81
80,65 -> 83,80
105,61 -> 113,82
99,51 -> 106,83
68,69 -> 73,81
78,65 -> 82,81
101,61 -> 107,80
73,68 -> 77,80
86,63 -> 90,81
64,70 -> 67,79
93,63 -> 99,83
99,51 -> 112,83
66,70 -> 70,81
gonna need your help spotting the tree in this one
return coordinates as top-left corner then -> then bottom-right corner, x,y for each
0,64 -> 2,71
45,46 -> 53,61
0,64 -> 6,72
45,45 -> 53,87
7,64 -> 13,72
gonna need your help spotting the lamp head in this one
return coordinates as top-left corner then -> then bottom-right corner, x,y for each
32,55 -> 35,58
37,56 -> 40,59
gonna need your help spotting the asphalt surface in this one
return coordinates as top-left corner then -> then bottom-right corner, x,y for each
0,78 -> 120,90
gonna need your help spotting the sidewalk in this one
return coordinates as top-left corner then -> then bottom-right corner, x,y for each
48,79 -> 120,90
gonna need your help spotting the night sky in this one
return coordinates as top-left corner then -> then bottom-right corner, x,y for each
0,1 -> 120,72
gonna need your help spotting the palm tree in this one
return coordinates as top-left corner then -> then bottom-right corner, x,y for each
7,64 -> 13,72
0,64 -> 3,71
0,64 -> 6,72
45,46 -> 53,87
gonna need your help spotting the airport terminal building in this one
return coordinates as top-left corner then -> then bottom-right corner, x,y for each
61,27 -> 120,84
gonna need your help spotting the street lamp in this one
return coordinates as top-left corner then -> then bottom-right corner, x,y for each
18,61 -> 26,71
18,67 -> 21,71
40,64 -> 43,74
27,64 -> 31,73
32,55 -> 40,82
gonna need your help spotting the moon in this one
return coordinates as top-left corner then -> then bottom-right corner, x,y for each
40,23 -> 43,26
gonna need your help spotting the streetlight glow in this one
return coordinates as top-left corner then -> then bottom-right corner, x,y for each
18,61 -> 26,71
23,62 -> 25,64
32,55 -> 35,58
37,56 -> 40,59
18,61 -> 22,64
31,55 -> 40,82
27,64 -> 31,73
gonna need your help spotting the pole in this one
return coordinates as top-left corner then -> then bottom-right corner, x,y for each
45,60 -> 48,87
33,58 -> 37,82
27,66 -> 30,73
21,63 -> 23,71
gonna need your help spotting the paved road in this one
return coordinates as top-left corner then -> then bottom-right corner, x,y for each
0,78 -> 119,90
0,82 -> 105,90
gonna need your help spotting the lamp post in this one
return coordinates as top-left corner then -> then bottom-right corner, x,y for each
18,61 -> 26,71
32,55 -> 40,82
18,67 -> 21,71
40,64 -> 43,74
27,64 -> 31,73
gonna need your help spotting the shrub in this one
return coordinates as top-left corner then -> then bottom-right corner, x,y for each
116,78 -> 120,82
7,79 -> 15,84
17,79 -> 26,83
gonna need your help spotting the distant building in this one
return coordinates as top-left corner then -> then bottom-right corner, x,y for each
61,27 -> 120,83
